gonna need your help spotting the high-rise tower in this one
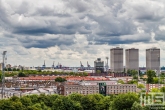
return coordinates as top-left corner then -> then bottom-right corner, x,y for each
146,47 -> 160,75
125,48 -> 139,72
110,47 -> 123,72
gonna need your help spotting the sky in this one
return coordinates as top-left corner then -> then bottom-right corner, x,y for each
0,0 -> 165,67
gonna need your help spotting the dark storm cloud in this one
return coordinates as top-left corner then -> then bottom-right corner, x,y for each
18,35 -> 75,48
93,34 -> 150,45
155,30 -> 165,41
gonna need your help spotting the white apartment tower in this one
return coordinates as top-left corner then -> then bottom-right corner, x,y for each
110,47 -> 123,72
146,47 -> 160,75
125,48 -> 139,72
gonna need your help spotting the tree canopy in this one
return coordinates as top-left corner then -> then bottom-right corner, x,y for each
55,77 -> 67,82
146,70 -> 156,84
0,93 -> 158,110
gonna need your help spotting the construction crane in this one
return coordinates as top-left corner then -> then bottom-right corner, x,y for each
52,61 -> 55,69
80,61 -> 84,70
42,60 -> 46,69
87,61 -> 90,70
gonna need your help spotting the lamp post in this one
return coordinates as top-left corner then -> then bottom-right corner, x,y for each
1,51 -> 7,99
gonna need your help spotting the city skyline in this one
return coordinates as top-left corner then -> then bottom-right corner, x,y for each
0,0 -> 165,67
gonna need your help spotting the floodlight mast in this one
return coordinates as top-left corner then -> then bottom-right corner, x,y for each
106,57 -> 109,74
1,51 -> 7,99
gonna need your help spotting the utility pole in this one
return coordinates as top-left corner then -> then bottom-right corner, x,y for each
158,55 -> 160,89
1,51 -> 7,99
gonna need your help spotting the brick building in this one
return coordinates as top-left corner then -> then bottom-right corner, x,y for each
57,82 -> 136,96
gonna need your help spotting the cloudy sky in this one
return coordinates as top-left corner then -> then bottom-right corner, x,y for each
0,0 -> 165,67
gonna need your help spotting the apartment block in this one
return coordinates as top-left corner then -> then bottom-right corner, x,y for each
57,82 -> 136,96
146,47 -> 160,75
125,48 -> 139,72
110,47 -> 123,72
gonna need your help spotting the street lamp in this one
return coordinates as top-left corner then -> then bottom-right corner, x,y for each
1,51 -> 7,99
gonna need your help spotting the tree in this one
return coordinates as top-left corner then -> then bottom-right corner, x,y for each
160,87 -> 165,92
112,93 -> 139,110
7,68 -> 12,71
127,80 -> 138,84
20,96 -> 32,107
96,70 -> 101,74
146,70 -> 156,84
55,77 -> 67,82
13,68 -> 17,71
117,79 -> 124,84
153,77 -> 159,84
151,88 -> 159,92
68,93 -> 83,102
127,69 -> 132,76
131,101 -> 143,110
131,70 -> 138,80
137,84 -> 145,89
18,72 -> 26,77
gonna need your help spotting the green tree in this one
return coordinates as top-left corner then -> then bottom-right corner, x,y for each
13,68 -> 17,71
7,68 -> 12,71
112,93 -> 139,110
137,84 -> 145,89
153,77 -> 159,84
151,88 -> 159,92
131,101 -> 143,110
18,72 -> 26,77
102,96 -> 111,110
131,70 -> 138,80
55,77 -> 67,82
81,95 -> 98,110
146,70 -> 156,84
117,79 -> 124,84
160,87 -> 165,92
20,96 -> 32,107
68,93 -> 83,102
96,70 -> 101,74
52,97 -> 65,110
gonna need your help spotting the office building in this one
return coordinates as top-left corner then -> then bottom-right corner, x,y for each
125,48 -> 139,72
110,47 -> 123,72
146,47 -> 160,75
94,58 -> 104,73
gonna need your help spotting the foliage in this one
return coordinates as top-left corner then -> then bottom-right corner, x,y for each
153,77 -> 159,84
146,70 -> 156,84
96,70 -> 101,74
18,72 -> 26,77
1,92 -> 160,110
1,69 -> 89,78
160,87 -> 165,92
112,93 -> 139,110
151,88 -> 159,92
117,79 -> 125,84
55,77 -> 67,82
127,80 -> 138,84
127,69 -> 138,80
131,101 -> 143,110
137,84 -> 145,89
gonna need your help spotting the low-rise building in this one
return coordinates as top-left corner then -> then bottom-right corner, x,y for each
57,82 -> 136,96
